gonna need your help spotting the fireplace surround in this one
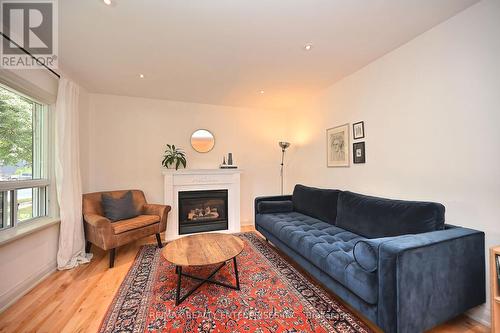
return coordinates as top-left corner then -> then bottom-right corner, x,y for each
163,169 -> 241,241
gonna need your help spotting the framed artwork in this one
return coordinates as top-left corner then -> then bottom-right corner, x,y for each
327,124 -> 350,167
353,121 -> 365,139
353,142 -> 366,164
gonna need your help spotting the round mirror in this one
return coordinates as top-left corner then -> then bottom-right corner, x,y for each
191,129 -> 215,153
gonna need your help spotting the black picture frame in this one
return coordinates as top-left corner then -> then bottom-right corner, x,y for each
496,254 -> 500,286
353,121 -> 365,139
353,142 -> 366,164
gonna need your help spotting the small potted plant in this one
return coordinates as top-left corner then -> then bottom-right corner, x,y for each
162,144 -> 187,170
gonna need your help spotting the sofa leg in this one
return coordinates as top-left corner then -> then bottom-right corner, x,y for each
85,241 -> 92,253
155,233 -> 163,248
109,248 -> 116,268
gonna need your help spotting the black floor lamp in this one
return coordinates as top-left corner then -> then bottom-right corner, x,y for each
279,141 -> 290,195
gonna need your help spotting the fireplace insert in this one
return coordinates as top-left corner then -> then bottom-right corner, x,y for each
178,189 -> 228,234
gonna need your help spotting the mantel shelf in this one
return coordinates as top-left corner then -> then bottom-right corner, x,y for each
162,168 -> 242,175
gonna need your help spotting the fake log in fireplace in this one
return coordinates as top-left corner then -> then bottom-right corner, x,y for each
178,189 -> 228,235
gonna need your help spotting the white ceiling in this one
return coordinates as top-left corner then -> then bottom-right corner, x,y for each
60,0 -> 479,109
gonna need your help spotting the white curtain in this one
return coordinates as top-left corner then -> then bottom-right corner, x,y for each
55,78 -> 92,270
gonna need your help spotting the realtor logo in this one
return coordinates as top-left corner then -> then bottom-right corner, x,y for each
0,0 -> 58,69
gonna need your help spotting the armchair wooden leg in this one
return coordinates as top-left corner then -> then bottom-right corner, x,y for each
109,248 -> 116,268
155,233 -> 163,248
85,241 -> 92,253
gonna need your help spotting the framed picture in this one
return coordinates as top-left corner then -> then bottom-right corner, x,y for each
327,124 -> 350,167
353,142 -> 366,164
353,121 -> 365,139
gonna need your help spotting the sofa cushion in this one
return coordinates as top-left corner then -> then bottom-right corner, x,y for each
112,215 -> 160,234
292,184 -> 340,225
336,191 -> 445,238
102,191 -> 139,221
256,212 -> 378,304
257,200 -> 293,214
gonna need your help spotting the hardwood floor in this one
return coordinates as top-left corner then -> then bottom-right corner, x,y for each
0,226 -> 489,333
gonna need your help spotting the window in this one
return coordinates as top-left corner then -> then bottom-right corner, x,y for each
0,84 -> 49,230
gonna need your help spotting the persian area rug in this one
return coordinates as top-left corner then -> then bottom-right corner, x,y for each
99,232 -> 373,333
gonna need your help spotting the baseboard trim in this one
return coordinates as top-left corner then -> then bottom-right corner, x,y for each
0,259 -> 57,313
466,306 -> 491,328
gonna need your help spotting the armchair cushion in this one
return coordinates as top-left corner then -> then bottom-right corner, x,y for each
111,215 -> 160,234
102,190 -> 139,221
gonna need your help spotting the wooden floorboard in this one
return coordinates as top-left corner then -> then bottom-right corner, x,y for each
0,226 -> 489,333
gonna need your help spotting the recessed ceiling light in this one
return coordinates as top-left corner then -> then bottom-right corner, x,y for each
304,44 -> 312,51
103,0 -> 112,5
139,74 -> 144,78
259,90 -> 265,94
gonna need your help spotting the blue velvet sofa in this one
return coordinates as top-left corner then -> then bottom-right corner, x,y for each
254,184 -> 485,333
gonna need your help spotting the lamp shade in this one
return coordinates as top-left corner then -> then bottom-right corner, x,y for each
279,141 -> 290,150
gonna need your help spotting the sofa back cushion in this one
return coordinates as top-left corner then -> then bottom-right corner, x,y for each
336,191 -> 445,238
292,184 -> 340,224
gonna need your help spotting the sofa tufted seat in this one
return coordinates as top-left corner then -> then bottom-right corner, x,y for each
257,211 -> 378,304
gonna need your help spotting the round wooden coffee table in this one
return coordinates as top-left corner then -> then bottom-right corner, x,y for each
162,233 -> 244,305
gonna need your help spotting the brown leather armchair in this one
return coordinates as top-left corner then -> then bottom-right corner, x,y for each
83,190 -> 171,268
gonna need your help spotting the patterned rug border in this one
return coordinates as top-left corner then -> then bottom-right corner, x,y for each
99,244 -> 161,333
99,231 -> 373,333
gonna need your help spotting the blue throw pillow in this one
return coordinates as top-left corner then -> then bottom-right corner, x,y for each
102,191 -> 139,222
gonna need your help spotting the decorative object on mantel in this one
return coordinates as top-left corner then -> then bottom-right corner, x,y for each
220,152 -> 238,169
353,142 -> 366,164
327,124 -> 350,167
220,164 -> 238,169
279,141 -> 290,195
353,121 -> 365,139
191,129 -> 215,153
162,144 -> 187,170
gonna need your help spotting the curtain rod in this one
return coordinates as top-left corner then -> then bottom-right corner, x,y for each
0,32 -> 61,79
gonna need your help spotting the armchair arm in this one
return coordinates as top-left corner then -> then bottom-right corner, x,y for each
143,203 -> 171,232
83,213 -> 115,250
84,213 -> 112,229
376,226 -> 485,333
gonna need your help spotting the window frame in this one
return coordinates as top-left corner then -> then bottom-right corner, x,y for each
0,83 -> 51,230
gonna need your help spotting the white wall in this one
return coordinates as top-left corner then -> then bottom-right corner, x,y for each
0,225 -> 59,311
80,94 -> 287,224
287,0 -> 500,325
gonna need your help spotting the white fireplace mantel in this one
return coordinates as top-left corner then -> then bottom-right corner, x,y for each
162,169 -> 242,241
